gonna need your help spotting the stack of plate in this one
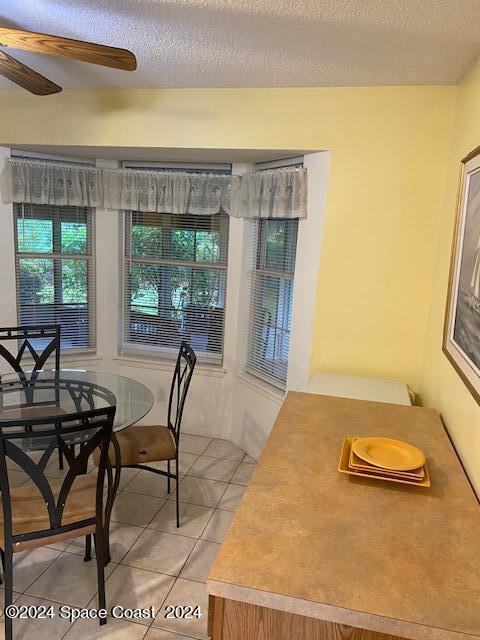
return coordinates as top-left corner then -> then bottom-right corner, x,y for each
338,436 -> 430,487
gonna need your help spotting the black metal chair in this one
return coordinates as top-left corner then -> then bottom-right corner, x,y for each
0,324 -> 60,380
0,405 -> 116,640
0,324 -> 67,469
95,341 -> 196,528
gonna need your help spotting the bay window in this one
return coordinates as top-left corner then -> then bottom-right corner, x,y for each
245,217 -> 299,388
121,210 -> 229,364
14,203 -> 96,351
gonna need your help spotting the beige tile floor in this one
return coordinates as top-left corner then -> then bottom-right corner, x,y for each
0,434 -> 255,640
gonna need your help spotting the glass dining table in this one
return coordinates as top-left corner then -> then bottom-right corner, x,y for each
0,368 -> 154,563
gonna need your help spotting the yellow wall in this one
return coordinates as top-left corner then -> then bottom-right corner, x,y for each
421,57 -> 480,495
0,86 -> 456,390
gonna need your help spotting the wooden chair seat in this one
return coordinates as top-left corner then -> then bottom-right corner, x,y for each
0,475 -> 96,552
93,424 -> 177,467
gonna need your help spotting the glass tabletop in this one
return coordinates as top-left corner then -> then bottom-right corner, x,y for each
0,369 -> 154,446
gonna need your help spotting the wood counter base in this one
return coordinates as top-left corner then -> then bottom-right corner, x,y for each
208,595 -> 409,640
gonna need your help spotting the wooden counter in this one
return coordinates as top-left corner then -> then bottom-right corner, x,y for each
207,393 -> 480,640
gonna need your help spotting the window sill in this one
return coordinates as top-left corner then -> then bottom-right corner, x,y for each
20,352 -> 103,366
59,352 -> 103,363
113,354 -> 227,378
236,371 -> 285,404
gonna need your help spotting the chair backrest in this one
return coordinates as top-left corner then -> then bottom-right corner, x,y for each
0,325 -> 61,379
0,406 -> 115,548
167,341 -> 196,442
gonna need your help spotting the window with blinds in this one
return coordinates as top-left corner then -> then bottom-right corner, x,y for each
14,203 -> 96,351
245,217 -> 299,388
121,210 -> 229,364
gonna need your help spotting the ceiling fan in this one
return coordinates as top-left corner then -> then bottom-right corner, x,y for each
0,26 -> 137,95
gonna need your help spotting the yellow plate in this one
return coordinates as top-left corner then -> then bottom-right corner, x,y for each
352,436 -> 425,471
348,442 -> 425,479
338,438 -> 431,488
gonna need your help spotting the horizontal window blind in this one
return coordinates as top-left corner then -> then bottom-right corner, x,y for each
122,210 -> 229,363
14,203 -> 96,351
245,217 -> 299,388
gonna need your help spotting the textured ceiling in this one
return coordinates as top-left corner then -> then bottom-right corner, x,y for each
1,0 -> 480,89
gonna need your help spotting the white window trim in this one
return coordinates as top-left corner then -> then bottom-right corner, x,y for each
236,371 -> 285,404
255,156 -> 304,171
112,353 -> 226,377
120,340 -> 224,366
243,216 -> 298,390
0,148 -> 19,334
12,159 -> 97,354
119,218 -> 228,365
287,151 -> 330,391
118,160 -> 231,366
10,149 -> 95,165
121,160 -> 231,172
234,152 -> 330,395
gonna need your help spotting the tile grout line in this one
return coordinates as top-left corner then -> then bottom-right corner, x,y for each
53,546 -> 158,635
120,490 -> 243,512
19,592 -> 76,640
123,464 -> 241,491
117,472 -> 249,516
112,498 -> 168,528
18,585 -> 96,612
142,442 -> 242,635
139,434 -> 219,637
182,467 -> 239,545
186,456 -> 243,484
58,598 -> 151,640
14,547 -> 64,595
190,453 -> 246,462
165,484 -> 229,586
68,519 -> 146,564
138,467 -> 231,629
84,582 -> 154,633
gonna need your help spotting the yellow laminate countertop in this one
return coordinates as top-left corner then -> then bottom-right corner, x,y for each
207,392 -> 480,640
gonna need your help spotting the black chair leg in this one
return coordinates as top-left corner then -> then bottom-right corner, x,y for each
176,454 -> 180,528
84,534 -> 92,562
167,459 -> 171,494
4,549 -> 13,640
58,446 -> 64,470
95,528 -> 107,626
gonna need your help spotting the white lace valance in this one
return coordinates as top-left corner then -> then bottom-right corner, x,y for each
230,166 -> 307,219
0,158 -> 307,219
0,159 -> 234,215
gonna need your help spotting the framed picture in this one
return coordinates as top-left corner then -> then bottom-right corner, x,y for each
444,146 -> 480,404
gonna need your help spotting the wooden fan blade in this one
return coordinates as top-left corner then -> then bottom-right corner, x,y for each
0,50 -> 61,95
0,27 -> 136,71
